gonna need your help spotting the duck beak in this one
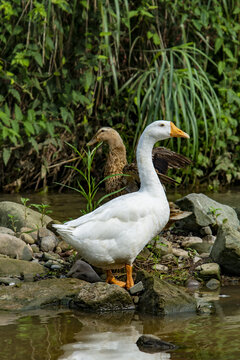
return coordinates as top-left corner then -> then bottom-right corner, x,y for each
87,136 -> 99,146
170,122 -> 190,139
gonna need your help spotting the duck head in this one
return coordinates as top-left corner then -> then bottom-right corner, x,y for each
87,127 -> 124,148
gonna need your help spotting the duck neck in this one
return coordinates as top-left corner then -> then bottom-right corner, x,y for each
107,135 -> 127,164
137,132 -> 165,195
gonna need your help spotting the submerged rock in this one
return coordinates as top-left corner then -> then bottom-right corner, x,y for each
136,334 -> 177,353
210,224 -> 240,275
136,270 -> 196,315
196,263 -> 221,281
175,193 -> 239,232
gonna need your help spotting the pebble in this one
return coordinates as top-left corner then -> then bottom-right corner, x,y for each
51,264 -> 62,270
172,248 -> 189,258
206,278 -> 221,290
201,226 -> 212,236
181,236 -> 203,248
20,233 -> 35,245
152,264 -> 168,273
129,281 -> 144,295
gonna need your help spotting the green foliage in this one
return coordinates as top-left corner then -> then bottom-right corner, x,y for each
0,0 -> 239,189
31,203 -> 52,227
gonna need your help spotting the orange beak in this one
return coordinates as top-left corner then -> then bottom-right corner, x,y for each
170,122 -> 190,138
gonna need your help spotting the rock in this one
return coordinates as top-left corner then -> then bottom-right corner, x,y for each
40,235 -> 58,252
201,226 -> 212,235
185,278 -> 201,289
175,193 -> 239,232
67,260 -> 102,283
58,240 -> 71,252
0,278 -> 134,312
196,263 -> 221,281
210,224 -> 240,275
181,236 -> 203,248
190,242 -> 213,254
31,244 -> 40,253
0,257 -> 47,277
154,238 -> 172,256
206,278 -> 220,290
51,264 -> 62,270
152,264 -> 168,273
0,227 -> 15,235
193,256 -> 202,264
0,201 -> 52,231
136,335 -> 177,353
136,270 -> 196,315
0,277 -> 21,286
129,281 -> 144,295
0,233 -> 33,260
74,281 -> 134,312
172,248 -> 189,258
20,233 -> 35,245
202,235 -> 216,243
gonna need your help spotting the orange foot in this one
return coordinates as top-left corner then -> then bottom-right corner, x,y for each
126,264 -> 134,290
106,270 -> 126,288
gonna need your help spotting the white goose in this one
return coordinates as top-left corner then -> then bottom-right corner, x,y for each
53,121 -> 189,289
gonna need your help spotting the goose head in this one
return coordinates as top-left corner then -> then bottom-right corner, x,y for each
143,120 -> 190,142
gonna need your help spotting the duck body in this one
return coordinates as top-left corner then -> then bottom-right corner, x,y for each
53,121 -> 189,288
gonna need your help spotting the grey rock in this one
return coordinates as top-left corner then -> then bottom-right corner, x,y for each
181,236 -> 203,249
202,235 -> 216,243
0,201 -> 52,231
0,233 -> 33,260
40,235 -> 58,252
136,270 -> 197,315
31,244 -> 40,253
185,278 -> 201,289
206,278 -> 221,290
20,233 -> 35,245
210,224 -> 240,275
42,252 -> 61,261
67,260 -> 102,283
190,242 -> 213,254
201,226 -> 212,235
0,227 -> 15,235
172,248 -> 189,258
175,193 -> 239,232
74,281 -> 134,312
0,257 -> 47,277
196,263 -> 221,281
136,335 -> 177,353
0,278 -> 134,312
152,264 -> 168,272
129,281 -> 144,295
51,264 -> 62,270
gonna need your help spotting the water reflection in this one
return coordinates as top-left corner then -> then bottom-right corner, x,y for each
1,287 -> 240,360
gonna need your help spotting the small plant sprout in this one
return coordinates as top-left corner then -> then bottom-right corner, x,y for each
31,203 -> 52,227
7,214 -> 18,232
21,197 -> 30,222
208,206 -> 228,226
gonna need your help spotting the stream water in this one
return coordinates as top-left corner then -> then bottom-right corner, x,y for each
0,188 -> 240,359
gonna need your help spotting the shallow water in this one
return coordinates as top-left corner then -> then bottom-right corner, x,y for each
0,286 -> 240,360
0,186 -> 239,222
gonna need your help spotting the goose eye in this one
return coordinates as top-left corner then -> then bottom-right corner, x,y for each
160,124 -> 164,127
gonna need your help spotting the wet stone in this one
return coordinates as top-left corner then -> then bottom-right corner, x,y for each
129,281 -> 144,295
206,278 -> 221,290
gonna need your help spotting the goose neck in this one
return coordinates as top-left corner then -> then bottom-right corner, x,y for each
137,133 -> 164,193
